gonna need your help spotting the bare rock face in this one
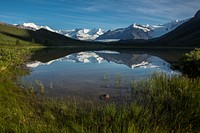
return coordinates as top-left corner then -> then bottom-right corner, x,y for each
194,10 -> 200,19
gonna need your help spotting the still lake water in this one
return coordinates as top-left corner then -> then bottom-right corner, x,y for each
22,48 -> 183,102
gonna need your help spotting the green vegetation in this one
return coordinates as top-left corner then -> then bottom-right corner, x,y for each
0,24 -> 41,46
175,48 -> 200,77
0,47 -> 30,71
115,73 -> 123,89
0,46 -> 200,132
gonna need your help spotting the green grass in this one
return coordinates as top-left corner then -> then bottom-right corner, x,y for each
2,75 -> 200,132
0,47 -> 200,132
0,24 -> 43,46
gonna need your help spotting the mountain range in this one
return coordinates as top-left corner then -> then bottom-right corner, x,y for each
15,19 -> 188,41
57,28 -> 105,41
15,23 -> 105,41
154,10 -> 200,46
0,10 -> 200,48
97,20 -> 187,41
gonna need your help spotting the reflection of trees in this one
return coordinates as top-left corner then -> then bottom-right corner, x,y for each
31,48 -> 101,63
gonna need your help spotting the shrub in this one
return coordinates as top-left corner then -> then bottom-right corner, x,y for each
16,40 -> 21,45
178,48 -> 200,77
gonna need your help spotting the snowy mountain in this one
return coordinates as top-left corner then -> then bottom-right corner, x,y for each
15,23 -> 105,41
15,19 -> 189,41
15,23 -> 55,32
97,23 -> 151,40
57,28 -> 105,41
149,19 -> 189,38
96,19 -> 189,40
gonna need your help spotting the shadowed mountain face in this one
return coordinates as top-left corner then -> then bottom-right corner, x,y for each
194,10 -> 200,19
32,29 -> 83,46
155,10 -> 200,47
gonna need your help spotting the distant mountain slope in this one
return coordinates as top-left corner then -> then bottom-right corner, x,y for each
32,29 -> 85,46
97,20 -> 187,40
149,19 -> 188,38
97,24 -> 151,40
155,10 -> 200,47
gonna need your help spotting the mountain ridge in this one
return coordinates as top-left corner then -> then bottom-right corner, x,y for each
57,28 -> 105,41
194,10 -> 200,19
97,19 -> 188,41
15,23 -> 55,32
15,19 -> 188,41
1,9 -> 199,48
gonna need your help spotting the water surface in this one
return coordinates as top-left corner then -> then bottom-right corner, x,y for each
22,48 -> 182,102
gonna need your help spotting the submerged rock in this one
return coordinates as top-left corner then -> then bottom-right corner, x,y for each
100,93 -> 110,100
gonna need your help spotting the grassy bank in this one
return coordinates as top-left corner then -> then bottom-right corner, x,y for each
0,47 -> 200,132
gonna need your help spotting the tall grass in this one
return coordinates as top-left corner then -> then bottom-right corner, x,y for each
2,74 -> 200,132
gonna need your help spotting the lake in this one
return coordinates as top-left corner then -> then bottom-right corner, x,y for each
22,48 -> 188,103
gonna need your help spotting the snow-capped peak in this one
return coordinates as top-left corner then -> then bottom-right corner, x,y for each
96,23 -> 152,40
16,22 -> 55,32
97,18 -> 189,41
130,23 -> 151,32
149,19 -> 189,38
14,18 -> 189,42
57,28 -> 106,41
23,23 -> 40,30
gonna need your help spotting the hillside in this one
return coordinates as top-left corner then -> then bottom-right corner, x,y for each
0,23 -> 36,46
0,23 -> 96,47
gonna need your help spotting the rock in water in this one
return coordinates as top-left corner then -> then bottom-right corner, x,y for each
100,93 -> 110,100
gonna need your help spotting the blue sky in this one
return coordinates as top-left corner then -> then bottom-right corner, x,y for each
0,0 -> 199,30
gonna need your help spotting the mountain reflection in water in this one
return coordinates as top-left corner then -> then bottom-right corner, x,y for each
22,48 -> 185,102
27,51 -> 171,70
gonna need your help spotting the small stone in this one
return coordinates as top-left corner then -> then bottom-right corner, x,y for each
100,93 -> 110,100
